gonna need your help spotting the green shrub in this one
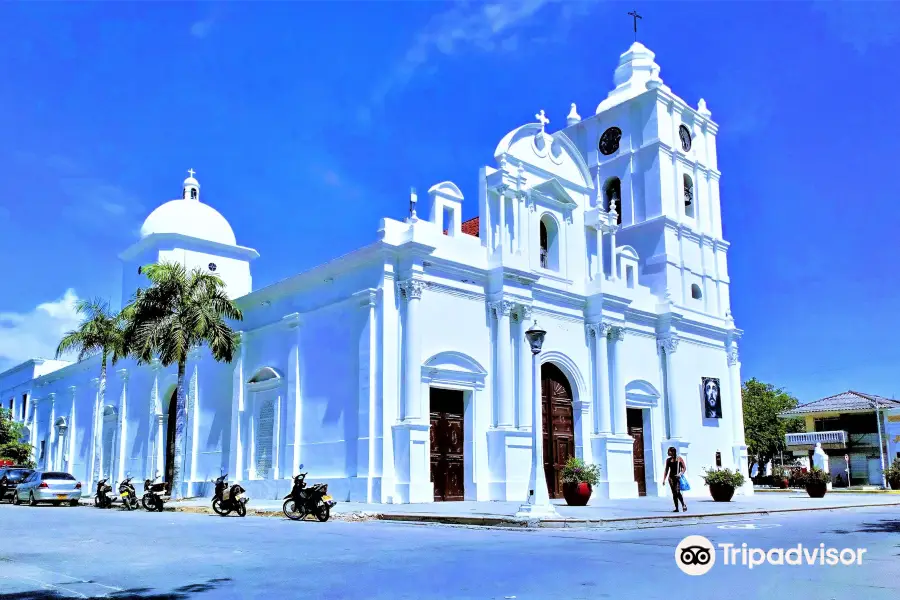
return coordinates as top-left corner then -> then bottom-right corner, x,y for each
701,467 -> 745,488
804,467 -> 830,485
561,457 -> 600,485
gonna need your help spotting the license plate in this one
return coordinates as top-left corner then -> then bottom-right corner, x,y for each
322,495 -> 333,501
56,494 -> 67,500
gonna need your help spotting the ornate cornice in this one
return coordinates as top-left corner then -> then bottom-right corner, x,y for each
397,278 -> 426,301
585,321 -> 614,339
727,348 -> 739,366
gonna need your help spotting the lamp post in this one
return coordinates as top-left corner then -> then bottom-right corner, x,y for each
873,399 -> 887,489
515,321 -> 559,519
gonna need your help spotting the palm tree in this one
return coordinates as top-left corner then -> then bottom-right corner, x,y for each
56,299 -> 128,484
125,262 -> 242,498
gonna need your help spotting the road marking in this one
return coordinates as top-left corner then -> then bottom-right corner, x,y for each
717,523 -> 782,530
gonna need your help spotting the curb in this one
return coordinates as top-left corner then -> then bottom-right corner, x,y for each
76,499 -> 900,529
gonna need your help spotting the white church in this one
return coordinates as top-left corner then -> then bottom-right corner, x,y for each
1,42 -> 751,504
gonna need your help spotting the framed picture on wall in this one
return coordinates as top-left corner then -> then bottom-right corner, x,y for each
702,377 -> 723,419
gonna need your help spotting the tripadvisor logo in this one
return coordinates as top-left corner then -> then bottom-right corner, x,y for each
675,536 -> 868,574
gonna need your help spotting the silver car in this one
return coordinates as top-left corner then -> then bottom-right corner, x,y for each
13,470 -> 83,506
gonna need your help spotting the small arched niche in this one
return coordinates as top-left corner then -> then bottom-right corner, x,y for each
691,283 -> 703,300
683,174 -> 694,218
603,177 -> 622,225
539,214 -> 560,271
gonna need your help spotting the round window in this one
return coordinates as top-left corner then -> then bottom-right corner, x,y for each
208,263 -> 217,272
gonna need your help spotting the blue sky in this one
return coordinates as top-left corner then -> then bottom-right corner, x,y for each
1,1 -> 899,402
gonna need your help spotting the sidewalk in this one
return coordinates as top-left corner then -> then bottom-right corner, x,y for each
82,492 -> 900,529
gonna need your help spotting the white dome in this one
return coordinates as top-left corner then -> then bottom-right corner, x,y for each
140,199 -> 237,246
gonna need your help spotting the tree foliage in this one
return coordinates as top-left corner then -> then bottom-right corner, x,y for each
742,378 -> 804,469
0,408 -> 34,467
56,298 -> 128,365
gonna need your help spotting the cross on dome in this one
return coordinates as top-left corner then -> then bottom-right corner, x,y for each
187,168 -> 196,178
535,110 -> 549,133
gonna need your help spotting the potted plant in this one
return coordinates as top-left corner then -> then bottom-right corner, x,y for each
771,465 -> 789,489
701,467 -> 745,502
561,457 -> 600,506
883,458 -> 900,491
804,467 -> 830,498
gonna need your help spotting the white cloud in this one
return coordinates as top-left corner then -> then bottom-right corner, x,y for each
191,19 -> 214,39
0,289 -> 82,372
365,0 -> 594,115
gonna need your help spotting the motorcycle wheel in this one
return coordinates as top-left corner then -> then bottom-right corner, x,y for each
141,495 -> 153,511
124,497 -> 136,511
212,498 -> 229,516
236,502 -> 247,517
282,499 -> 306,521
315,503 -> 331,522
155,498 -> 165,512
94,496 -> 100,507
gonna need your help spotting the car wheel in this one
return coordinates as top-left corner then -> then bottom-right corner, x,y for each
12,492 -> 21,506
69,500 -> 79,507
29,492 -> 38,507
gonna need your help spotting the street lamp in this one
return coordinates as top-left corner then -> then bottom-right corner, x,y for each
515,321 -> 559,519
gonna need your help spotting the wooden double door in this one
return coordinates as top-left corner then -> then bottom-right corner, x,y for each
542,364 -> 575,499
430,388 -> 465,501
627,408 -> 647,496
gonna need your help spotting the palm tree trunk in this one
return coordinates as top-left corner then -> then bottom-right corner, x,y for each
171,360 -> 188,499
90,354 -> 107,488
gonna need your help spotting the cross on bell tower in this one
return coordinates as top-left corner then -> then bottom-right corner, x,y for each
628,10 -> 642,42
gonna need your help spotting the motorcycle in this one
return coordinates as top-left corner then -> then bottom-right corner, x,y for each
141,476 -> 168,512
94,478 -> 114,509
282,465 -> 335,522
118,477 -> 139,511
212,474 -> 248,517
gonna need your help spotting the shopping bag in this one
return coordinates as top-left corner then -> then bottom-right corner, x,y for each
679,474 -> 690,491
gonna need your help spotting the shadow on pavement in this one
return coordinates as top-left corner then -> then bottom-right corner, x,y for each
0,577 -> 232,600
832,519 -> 900,534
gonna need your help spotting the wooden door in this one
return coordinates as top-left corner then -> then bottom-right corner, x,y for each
430,389 -> 465,501
541,364 -> 574,499
627,408 -> 647,496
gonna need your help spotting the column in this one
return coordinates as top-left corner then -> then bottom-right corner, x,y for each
67,386 -> 77,473
30,396 -> 40,464
149,362 -> 161,479
230,336 -> 245,481
47,393 -> 56,470
491,299 -> 515,428
398,278 -> 425,421
516,305 -> 533,429
595,228 -> 604,280
498,188 -> 507,253
89,378 -> 101,486
587,322 -> 612,434
610,327 -> 627,435
116,369 -> 129,484
728,346 -> 745,445
659,337 -> 681,439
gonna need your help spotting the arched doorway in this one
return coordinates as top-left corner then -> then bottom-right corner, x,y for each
164,390 -> 177,486
541,363 -> 574,498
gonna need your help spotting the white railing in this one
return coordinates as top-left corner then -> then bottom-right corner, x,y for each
785,430 -> 848,446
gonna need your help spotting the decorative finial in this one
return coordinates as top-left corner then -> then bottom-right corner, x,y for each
566,103 -> 581,126
187,168 -> 196,179
535,110 -> 549,133
409,187 -> 418,222
697,98 -> 712,118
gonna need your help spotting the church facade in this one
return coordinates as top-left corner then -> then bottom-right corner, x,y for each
0,42 -> 751,504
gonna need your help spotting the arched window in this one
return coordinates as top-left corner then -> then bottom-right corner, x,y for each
683,174 -> 694,218
603,178 -> 622,225
190,188 -> 198,200
691,283 -> 702,300
539,215 -> 559,271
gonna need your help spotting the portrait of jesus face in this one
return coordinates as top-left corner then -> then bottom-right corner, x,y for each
705,380 -> 719,406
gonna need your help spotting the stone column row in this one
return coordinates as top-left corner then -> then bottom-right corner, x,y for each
657,336 -> 682,440
398,278 -> 426,421
586,321 -> 628,436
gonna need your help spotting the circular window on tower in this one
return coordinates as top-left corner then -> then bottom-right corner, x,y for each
208,263 -> 217,272
678,124 -> 692,152
598,127 -> 622,156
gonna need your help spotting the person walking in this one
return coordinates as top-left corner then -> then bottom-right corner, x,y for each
663,446 -> 688,512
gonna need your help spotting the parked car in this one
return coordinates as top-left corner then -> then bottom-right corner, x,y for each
0,467 -> 34,502
12,471 -> 82,506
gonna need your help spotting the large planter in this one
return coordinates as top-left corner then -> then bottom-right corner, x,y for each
888,478 -> 900,491
709,482 -> 736,502
563,482 -> 592,506
806,481 -> 827,498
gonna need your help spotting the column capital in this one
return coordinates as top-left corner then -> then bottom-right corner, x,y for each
68,385 -> 77,396
116,368 -> 129,381
397,278 -> 426,301
512,303 -> 532,322
90,377 -> 100,388
608,325 -> 626,342
585,321 -> 614,339
657,335 -> 678,353
150,358 -> 163,371
727,347 -> 739,366
47,392 -> 57,401
489,299 -> 515,319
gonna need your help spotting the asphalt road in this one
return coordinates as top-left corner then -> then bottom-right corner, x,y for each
0,502 -> 898,600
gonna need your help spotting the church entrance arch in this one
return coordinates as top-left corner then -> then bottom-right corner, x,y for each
541,363 -> 574,499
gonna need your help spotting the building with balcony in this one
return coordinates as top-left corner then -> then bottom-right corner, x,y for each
780,391 -> 900,486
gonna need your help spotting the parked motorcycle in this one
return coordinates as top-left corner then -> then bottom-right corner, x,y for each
282,466 -> 335,522
118,477 -> 139,511
94,478 -> 114,509
141,476 -> 168,512
212,474 -> 248,517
